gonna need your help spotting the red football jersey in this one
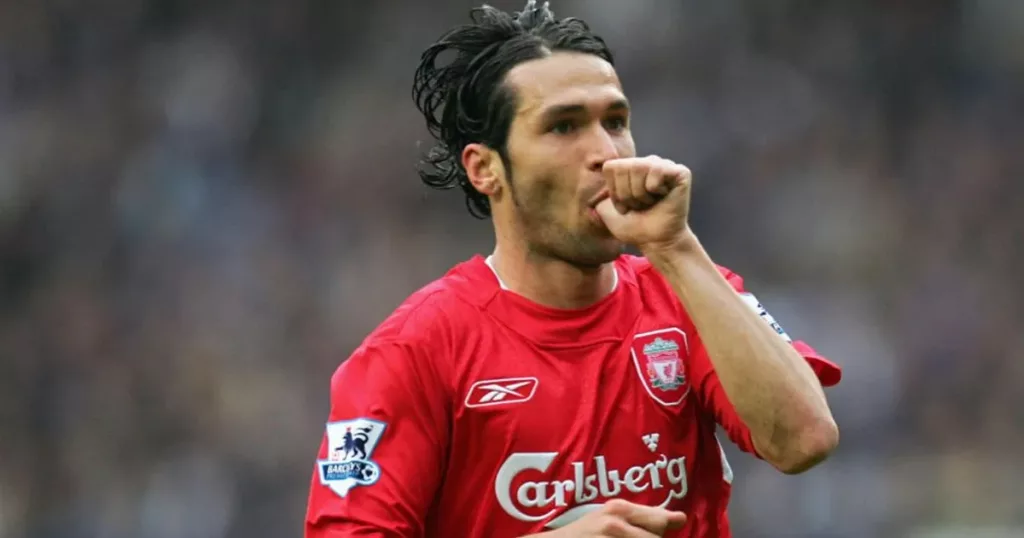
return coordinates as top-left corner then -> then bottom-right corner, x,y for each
305,255 -> 841,538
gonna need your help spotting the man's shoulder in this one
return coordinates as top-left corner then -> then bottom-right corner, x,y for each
336,263 -> 490,390
360,258 -> 491,351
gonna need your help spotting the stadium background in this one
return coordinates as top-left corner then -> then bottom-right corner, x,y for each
1,0 -> 1021,536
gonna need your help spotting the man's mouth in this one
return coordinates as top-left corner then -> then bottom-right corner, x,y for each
587,188 -> 610,208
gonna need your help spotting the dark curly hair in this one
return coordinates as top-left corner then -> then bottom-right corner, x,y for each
412,1 -> 613,218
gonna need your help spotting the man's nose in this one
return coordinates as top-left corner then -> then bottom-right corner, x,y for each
585,125 -> 621,172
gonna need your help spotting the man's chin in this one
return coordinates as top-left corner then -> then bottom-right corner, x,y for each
569,240 -> 626,269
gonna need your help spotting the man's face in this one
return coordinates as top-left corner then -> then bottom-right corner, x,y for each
499,52 -> 636,268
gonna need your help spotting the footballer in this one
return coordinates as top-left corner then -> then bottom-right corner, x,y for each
305,2 -> 842,537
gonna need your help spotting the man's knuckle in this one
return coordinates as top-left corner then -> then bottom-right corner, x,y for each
598,515 -> 628,534
603,498 -> 631,514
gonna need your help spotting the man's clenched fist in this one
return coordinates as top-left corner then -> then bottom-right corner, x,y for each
593,156 -> 694,255
525,499 -> 687,538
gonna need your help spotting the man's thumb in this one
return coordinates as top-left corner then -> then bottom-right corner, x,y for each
666,511 -> 688,529
594,198 -> 626,225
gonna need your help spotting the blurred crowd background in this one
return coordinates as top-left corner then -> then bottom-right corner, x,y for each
1,0 -> 1021,536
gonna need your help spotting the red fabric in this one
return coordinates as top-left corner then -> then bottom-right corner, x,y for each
304,255 -> 842,538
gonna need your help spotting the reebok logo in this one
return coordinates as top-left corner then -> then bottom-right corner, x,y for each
465,377 -> 539,408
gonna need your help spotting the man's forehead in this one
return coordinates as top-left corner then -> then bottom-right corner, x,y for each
506,52 -> 624,115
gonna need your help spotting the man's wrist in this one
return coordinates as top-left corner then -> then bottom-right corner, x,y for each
640,229 -> 707,271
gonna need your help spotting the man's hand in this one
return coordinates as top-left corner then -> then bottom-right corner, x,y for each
594,156 -> 694,255
523,499 -> 687,538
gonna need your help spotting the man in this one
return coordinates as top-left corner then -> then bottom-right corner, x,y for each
305,2 -> 842,537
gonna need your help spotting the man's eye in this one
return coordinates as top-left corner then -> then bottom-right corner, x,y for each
550,120 -> 576,134
605,117 -> 627,131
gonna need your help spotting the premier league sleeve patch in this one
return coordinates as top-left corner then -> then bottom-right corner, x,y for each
738,292 -> 793,343
318,418 -> 387,498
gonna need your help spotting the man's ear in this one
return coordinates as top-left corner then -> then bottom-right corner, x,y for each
462,143 -> 504,197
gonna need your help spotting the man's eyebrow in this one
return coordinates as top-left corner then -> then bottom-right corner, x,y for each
607,99 -> 630,113
539,103 -> 587,121
538,99 -> 630,122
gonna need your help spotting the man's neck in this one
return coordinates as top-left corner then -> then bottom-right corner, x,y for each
486,246 -> 618,310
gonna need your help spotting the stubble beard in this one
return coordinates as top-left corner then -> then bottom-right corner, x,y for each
510,182 -> 623,270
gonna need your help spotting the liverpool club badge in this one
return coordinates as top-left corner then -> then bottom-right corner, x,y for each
630,328 -> 690,406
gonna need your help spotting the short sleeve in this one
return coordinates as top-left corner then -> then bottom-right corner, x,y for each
687,267 -> 842,455
305,341 -> 449,538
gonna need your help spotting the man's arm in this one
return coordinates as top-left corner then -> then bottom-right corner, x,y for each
647,238 -> 839,474
305,340 -> 449,537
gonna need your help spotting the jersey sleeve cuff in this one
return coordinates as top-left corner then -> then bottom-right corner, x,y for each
792,340 -> 842,387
